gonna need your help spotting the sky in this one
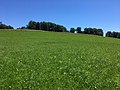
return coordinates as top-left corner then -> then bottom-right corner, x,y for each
0,0 -> 120,33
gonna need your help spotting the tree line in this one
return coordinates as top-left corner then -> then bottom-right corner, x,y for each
19,21 -> 120,39
70,27 -> 103,36
106,31 -> 120,39
24,21 -> 67,32
0,22 -> 14,29
0,21 -> 120,39
20,21 -> 104,36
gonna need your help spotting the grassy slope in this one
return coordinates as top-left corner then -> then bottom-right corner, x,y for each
0,30 -> 120,90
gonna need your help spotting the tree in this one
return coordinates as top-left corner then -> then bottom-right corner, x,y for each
36,22 -> 40,30
84,28 -> 93,34
98,29 -> 103,36
27,21 -> 36,29
106,31 -> 120,39
112,32 -> 118,38
0,24 -> 14,29
84,28 -> 103,36
6,25 -> 14,29
55,25 -> 67,32
117,33 -> 120,38
106,31 -> 112,37
40,22 -> 48,30
70,28 -> 75,33
0,22 -> 2,25
77,27 -> 82,33
26,21 -> 67,32
21,26 -> 26,29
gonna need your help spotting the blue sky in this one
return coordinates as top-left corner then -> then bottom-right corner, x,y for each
0,0 -> 120,32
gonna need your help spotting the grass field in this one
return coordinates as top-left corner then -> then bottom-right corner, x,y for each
0,30 -> 120,90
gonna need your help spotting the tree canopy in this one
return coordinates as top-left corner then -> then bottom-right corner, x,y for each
69,27 -> 103,36
106,31 -> 120,39
84,28 -> 103,36
70,28 -> 75,33
27,21 -> 67,32
0,23 -> 14,29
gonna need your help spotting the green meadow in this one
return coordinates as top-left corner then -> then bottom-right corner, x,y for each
0,30 -> 120,90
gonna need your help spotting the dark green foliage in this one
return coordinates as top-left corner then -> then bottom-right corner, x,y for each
106,31 -> 112,37
27,21 -> 37,29
0,23 -> 14,29
97,29 -> 104,36
0,22 -> 2,24
70,28 -> 75,33
21,27 -> 26,29
17,26 -> 26,29
77,27 -> 82,33
27,21 -> 67,32
106,31 -> 120,39
117,33 -> 120,38
84,28 -> 103,36
69,27 -> 104,36
39,22 -> 48,30
35,22 -> 40,30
